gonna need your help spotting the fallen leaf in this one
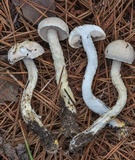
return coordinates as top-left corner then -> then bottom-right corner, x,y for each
12,0 -> 56,24
0,76 -> 19,103
16,144 -> 29,160
3,143 -> 18,160
0,130 -> 28,160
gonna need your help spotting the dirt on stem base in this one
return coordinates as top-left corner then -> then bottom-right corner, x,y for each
28,121 -> 58,153
60,98 -> 80,138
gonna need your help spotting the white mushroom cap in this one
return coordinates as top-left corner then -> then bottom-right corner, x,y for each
105,40 -> 135,64
69,24 -> 106,48
8,40 -> 45,64
38,17 -> 69,42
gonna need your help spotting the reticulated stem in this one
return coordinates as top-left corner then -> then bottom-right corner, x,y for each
69,60 -> 127,152
21,58 -> 58,153
81,34 -> 124,127
47,29 -> 76,113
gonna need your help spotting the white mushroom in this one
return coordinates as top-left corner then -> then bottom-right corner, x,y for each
69,39 -> 135,153
38,17 -> 79,137
8,40 -> 59,153
69,25 -> 124,128
105,40 -> 135,114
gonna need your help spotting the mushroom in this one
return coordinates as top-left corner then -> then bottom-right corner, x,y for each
38,17 -> 80,137
69,39 -> 135,153
68,25 -> 124,128
8,40 -> 59,153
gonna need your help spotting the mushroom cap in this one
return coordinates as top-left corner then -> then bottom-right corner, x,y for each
8,40 -> 45,64
38,17 -> 69,42
105,40 -> 135,64
69,24 -> 106,48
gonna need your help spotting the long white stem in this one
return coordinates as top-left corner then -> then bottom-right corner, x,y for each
81,34 -> 124,127
21,58 -> 43,126
69,60 -> 127,152
21,58 -> 58,153
47,29 -> 76,113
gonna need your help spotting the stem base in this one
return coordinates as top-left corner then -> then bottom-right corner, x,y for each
60,98 -> 80,137
28,121 -> 58,153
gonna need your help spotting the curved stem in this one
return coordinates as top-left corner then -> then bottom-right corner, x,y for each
47,29 -> 80,136
69,60 -> 126,152
21,58 -> 58,153
81,34 -> 124,127
21,58 -> 40,124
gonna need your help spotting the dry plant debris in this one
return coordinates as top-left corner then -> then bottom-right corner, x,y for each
0,0 -> 135,159
0,75 -> 19,103
0,130 -> 29,160
11,0 -> 56,24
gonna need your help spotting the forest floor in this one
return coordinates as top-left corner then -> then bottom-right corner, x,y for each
0,0 -> 135,159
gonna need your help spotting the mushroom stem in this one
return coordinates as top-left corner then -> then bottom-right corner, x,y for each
47,29 -> 79,136
81,34 -> 124,127
111,60 -> 127,111
21,58 -> 41,125
69,60 -> 127,153
82,32 -> 98,97
47,29 -> 76,112
21,58 -> 58,153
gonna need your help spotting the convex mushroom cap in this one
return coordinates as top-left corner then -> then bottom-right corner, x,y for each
69,24 -> 106,48
105,40 -> 135,64
8,40 -> 45,64
38,17 -> 69,42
